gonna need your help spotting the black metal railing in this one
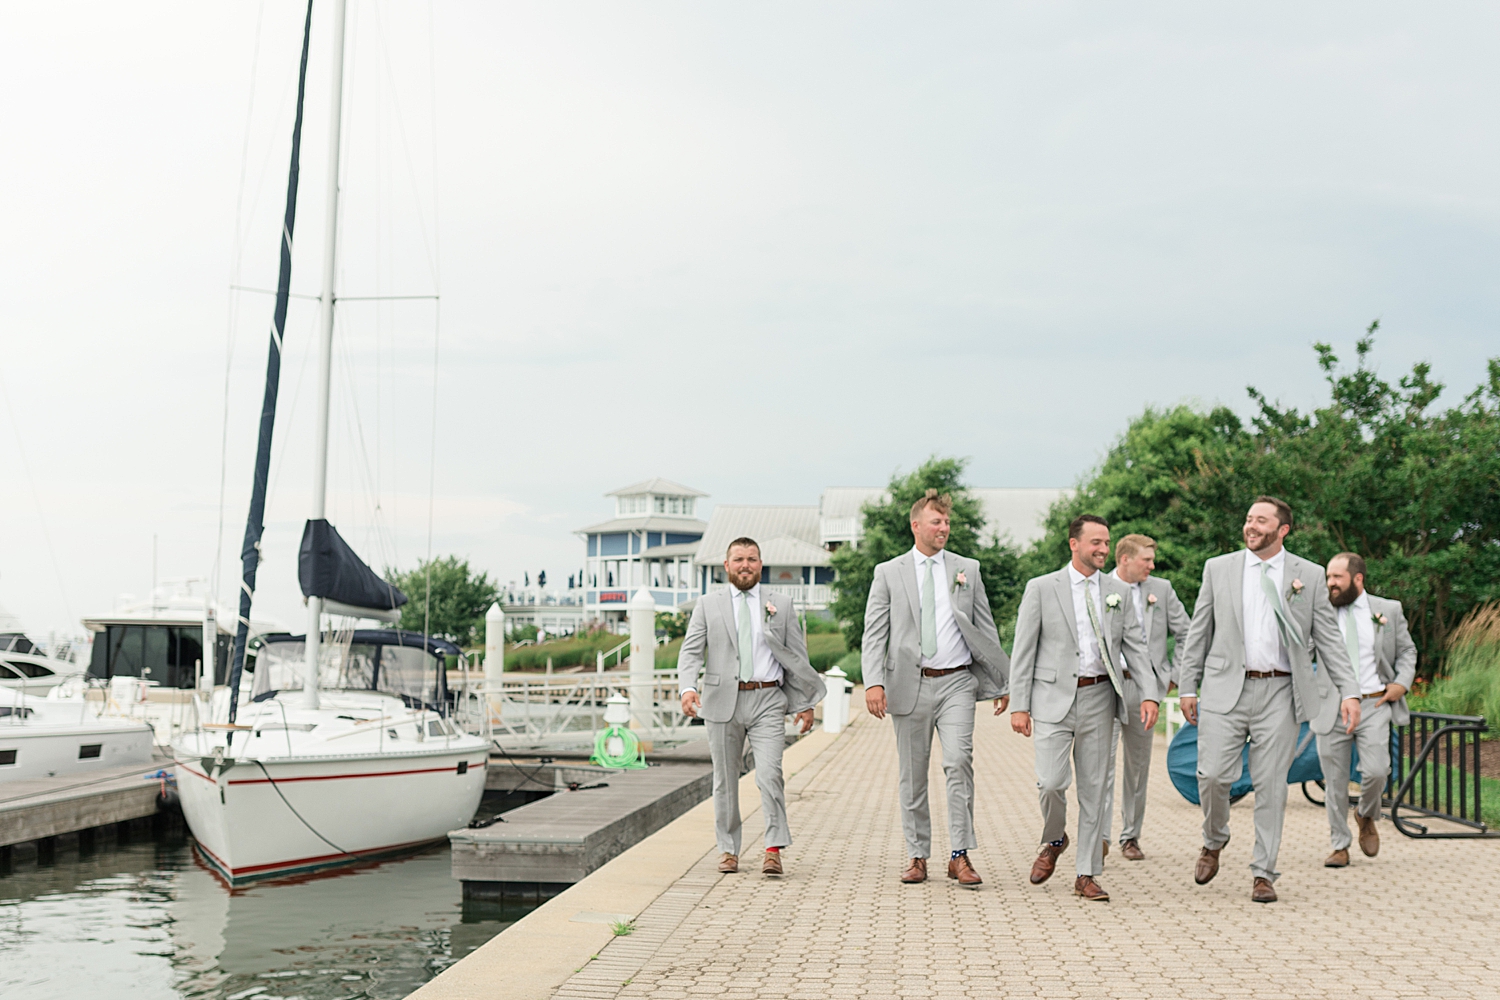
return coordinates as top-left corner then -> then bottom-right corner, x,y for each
1386,711 -> 1496,838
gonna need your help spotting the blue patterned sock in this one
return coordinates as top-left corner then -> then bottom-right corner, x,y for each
950,849 -> 966,859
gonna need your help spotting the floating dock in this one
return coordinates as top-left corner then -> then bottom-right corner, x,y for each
0,760 -> 173,859
452,760 -> 712,897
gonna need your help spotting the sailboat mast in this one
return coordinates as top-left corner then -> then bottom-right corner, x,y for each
304,0 -> 349,711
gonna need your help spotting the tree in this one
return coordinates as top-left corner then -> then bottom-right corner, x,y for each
830,457 -> 1024,649
385,556 -> 500,647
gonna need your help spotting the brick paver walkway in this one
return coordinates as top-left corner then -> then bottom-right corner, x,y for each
553,705 -> 1500,999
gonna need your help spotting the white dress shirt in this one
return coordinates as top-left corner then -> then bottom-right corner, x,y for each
1067,563 -> 1107,678
1242,548 -> 1292,673
732,583 -> 784,684
911,548 -> 972,670
1339,590 -> 1382,694
1111,569 -> 1145,675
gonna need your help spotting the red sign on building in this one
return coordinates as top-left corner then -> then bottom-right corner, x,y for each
598,591 -> 628,603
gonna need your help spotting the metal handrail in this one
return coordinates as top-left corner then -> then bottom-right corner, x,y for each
1388,711 -> 1496,839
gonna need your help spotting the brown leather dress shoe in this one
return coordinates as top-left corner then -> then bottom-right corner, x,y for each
1324,848 -> 1350,868
1029,834 -> 1068,885
1120,839 -> 1145,861
762,850 -> 783,876
1357,815 -> 1380,858
1251,877 -> 1277,903
1194,847 -> 1221,885
1073,875 -> 1109,901
901,857 -> 928,883
947,854 -> 982,887
718,853 -> 739,873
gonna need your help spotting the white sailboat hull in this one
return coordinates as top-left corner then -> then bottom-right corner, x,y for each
178,744 -> 487,883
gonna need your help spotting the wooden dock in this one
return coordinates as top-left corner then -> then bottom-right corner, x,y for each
0,759 -> 173,852
452,761 -> 712,897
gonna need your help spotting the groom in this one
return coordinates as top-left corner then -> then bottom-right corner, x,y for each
862,489 -> 1010,887
1177,496 -> 1359,902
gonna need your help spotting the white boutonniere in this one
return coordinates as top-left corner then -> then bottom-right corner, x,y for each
1372,612 -> 1388,628
1288,578 -> 1305,602
1105,593 -> 1122,611
764,601 -> 777,623
952,571 -> 968,592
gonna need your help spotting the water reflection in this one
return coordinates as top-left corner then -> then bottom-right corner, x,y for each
0,827 -> 512,1000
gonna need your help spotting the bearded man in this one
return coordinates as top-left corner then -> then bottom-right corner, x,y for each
1317,552 -> 1417,867
1177,496 -> 1359,902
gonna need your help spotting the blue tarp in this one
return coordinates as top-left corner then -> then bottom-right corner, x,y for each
1166,721 -> 1395,804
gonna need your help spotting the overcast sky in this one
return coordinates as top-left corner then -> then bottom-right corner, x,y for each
2,3 -> 1497,640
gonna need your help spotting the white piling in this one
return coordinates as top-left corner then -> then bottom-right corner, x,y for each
822,665 -> 851,734
485,602 -> 505,711
628,588 -> 656,735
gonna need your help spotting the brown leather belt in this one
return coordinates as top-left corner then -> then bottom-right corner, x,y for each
738,680 -> 782,690
921,663 -> 970,678
1077,675 -> 1110,688
1246,670 -> 1292,679
1361,691 -> 1387,699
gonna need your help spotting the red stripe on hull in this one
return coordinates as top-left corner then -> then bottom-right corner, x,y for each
179,760 -> 486,784
194,835 -> 443,879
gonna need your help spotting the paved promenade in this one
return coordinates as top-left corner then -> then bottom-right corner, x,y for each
549,700 -> 1500,1000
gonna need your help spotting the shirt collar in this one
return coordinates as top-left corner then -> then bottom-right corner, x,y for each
1245,547 -> 1286,572
733,582 -> 760,602
1067,562 -> 1099,586
1110,569 -> 1142,589
1350,590 -> 1370,615
911,547 -> 944,566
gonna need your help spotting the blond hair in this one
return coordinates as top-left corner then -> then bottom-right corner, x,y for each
910,488 -> 952,521
1115,533 -> 1156,562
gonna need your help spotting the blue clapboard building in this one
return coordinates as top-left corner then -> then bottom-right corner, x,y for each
578,478 -> 709,622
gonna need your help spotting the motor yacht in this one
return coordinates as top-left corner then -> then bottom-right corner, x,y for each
0,685 -> 154,782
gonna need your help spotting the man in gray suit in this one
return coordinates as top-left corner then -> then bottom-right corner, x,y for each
1318,552 -> 1417,867
1178,496 -> 1360,902
1102,533 -> 1191,861
679,536 -> 826,876
1009,514 -> 1157,901
862,489 -> 1010,887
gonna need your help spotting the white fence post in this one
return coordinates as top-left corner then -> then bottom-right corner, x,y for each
629,589 -> 656,734
822,665 -> 851,734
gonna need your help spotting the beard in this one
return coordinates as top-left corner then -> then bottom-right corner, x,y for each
729,572 -> 759,591
1328,581 -> 1360,608
1243,525 -> 1277,552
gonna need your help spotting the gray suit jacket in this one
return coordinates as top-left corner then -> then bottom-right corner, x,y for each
1009,566 -> 1156,725
860,550 -> 1009,716
677,587 -> 827,724
1177,548 -> 1358,734
1119,573 -> 1192,691
1366,592 -> 1419,727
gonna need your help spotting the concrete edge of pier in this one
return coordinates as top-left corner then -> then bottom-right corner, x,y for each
408,721 -> 849,1000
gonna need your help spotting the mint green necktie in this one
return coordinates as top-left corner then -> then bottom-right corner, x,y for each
737,590 -> 754,681
1259,563 -> 1304,649
920,559 -> 938,658
1082,578 -> 1123,697
1342,609 -> 1361,679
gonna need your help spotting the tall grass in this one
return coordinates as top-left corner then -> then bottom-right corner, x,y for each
1410,603 -> 1500,725
505,630 -> 629,671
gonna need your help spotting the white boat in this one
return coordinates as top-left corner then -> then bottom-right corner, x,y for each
0,601 -> 86,696
0,686 -> 154,782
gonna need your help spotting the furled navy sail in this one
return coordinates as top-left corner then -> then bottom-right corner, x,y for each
298,519 -> 408,622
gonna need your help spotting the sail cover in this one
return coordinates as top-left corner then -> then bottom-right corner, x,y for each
298,519 -> 408,617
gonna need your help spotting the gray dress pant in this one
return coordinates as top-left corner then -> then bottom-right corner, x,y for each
1033,681 -> 1118,879
1197,675 -> 1297,882
892,668 -> 978,859
707,685 -> 790,855
1102,707 -> 1154,845
1316,697 -> 1392,850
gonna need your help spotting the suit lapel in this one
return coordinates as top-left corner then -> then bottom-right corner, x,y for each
1052,569 -> 1080,652
893,554 -> 922,633
1227,551 -> 1246,651
716,589 -> 741,653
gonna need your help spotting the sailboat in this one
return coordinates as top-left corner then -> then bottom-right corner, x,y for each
175,0 -> 489,884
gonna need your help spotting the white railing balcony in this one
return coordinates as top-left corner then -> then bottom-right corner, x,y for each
706,582 -> 832,608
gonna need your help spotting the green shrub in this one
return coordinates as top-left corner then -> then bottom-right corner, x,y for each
806,632 -> 847,671
505,630 -> 627,671
833,650 -> 862,685
1409,603 -> 1500,725
803,614 -> 842,635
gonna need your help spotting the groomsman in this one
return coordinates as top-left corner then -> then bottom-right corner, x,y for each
1178,496 -> 1359,902
1008,515 -> 1156,901
862,489 -> 1010,887
679,537 -> 826,876
1102,533 -> 1191,860
1318,552 -> 1417,867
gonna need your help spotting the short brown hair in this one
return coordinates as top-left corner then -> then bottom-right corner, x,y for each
725,536 -> 760,559
1251,495 -> 1293,530
1331,551 -> 1367,581
1115,533 -> 1156,562
1068,514 -> 1109,541
910,489 -> 952,521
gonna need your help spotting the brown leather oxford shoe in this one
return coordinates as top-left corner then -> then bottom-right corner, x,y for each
1120,839 -> 1145,861
1357,815 -> 1380,858
947,854 -> 982,888
901,857 -> 928,883
1073,875 -> 1109,901
1029,833 -> 1069,885
1325,848 -> 1350,868
1252,877 -> 1277,903
1194,847 -> 1221,885
762,851 -> 783,876
718,853 -> 739,873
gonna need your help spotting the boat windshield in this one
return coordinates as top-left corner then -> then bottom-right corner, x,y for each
251,639 -> 443,708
